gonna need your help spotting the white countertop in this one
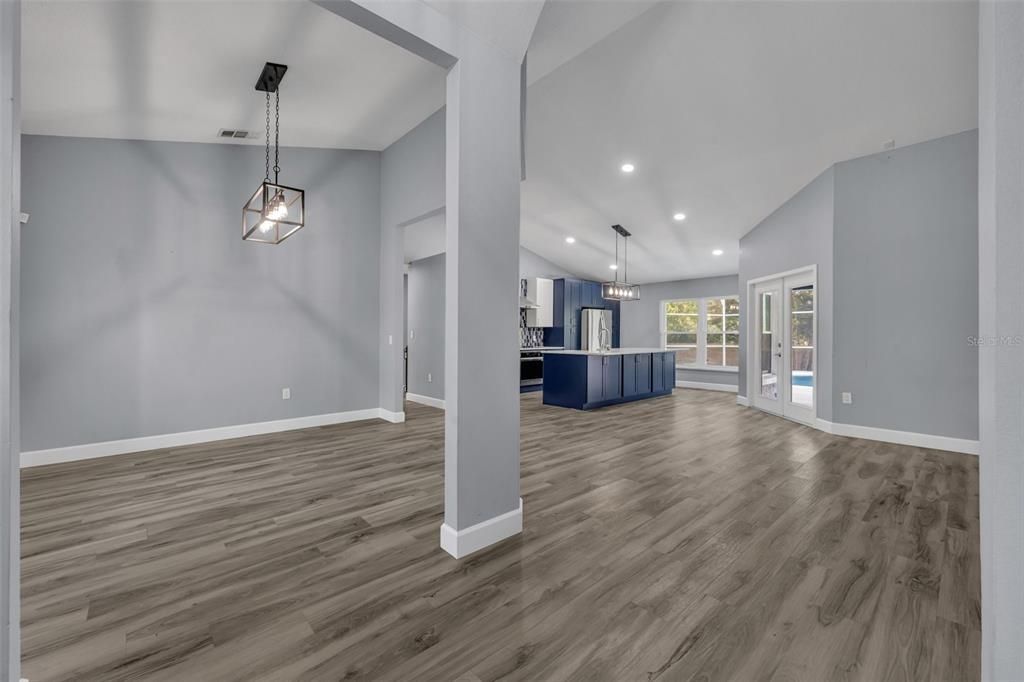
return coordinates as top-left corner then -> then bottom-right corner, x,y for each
519,346 -> 564,352
541,347 -> 673,356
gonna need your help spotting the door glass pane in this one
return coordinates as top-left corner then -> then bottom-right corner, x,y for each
790,285 -> 814,408
759,291 -> 778,399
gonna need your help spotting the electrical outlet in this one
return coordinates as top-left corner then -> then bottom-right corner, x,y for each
388,335 -> 393,345
282,388 -> 291,400
842,392 -> 852,404
427,373 -> 432,383
410,329 -> 415,340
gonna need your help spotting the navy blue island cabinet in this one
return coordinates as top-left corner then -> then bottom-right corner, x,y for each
543,350 -> 676,410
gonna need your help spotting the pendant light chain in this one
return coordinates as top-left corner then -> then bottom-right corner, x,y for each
264,92 -> 271,182
273,90 -> 281,184
243,62 -> 305,244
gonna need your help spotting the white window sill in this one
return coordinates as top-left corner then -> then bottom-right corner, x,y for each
676,364 -> 739,373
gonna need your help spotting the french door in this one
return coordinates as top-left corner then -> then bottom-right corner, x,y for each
751,270 -> 816,425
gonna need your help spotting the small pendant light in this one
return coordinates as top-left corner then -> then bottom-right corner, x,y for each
602,224 -> 641,301
242,62 -> 305,244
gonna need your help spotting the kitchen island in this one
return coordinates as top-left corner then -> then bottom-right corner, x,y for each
542,348 -> 676,410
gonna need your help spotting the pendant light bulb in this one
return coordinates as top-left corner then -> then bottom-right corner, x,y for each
268,191 -> 288,221
259,220 -> 274,234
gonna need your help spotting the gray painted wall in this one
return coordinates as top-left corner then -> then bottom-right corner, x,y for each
979,3 -> 1024,676
738,131 -> 978,438
619,275 -> 740,388
379,109 -> 445,415
407,253 -> 445,401
739,167 -> 835,419
833,130 -> 978,439
20,135 -> 381,451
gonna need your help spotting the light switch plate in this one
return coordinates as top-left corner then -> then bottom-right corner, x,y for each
842,392 -> 852,404
282,388 -> 291,400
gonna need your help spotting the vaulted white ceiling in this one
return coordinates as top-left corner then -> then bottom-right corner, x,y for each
521,0 -> 978,283
22,0 -> 979,284
21,0 -> 447,150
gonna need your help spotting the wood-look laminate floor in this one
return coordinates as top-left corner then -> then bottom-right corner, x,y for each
21,390 -> 980,681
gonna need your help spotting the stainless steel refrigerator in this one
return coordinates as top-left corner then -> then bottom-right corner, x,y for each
581,308 -> 613,352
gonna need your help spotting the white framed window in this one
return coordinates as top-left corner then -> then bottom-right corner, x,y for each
661,296 -> 740,369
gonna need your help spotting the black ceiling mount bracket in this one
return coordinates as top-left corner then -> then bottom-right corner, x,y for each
611,224 -> 632,238
254,62 -> 288,93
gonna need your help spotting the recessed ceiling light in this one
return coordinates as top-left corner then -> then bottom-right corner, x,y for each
609,263 -> 619,270
565,236 -> 576,244
620,163 -> 635,173
712,249 -> 724,256
673,213 -> 686,222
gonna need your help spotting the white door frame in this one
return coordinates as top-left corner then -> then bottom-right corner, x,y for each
780,270 -> 817,425
746,265 -> 818,426
751,280 -> 783,416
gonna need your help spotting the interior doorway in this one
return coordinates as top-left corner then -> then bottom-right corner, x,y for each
749,267 -> 816,425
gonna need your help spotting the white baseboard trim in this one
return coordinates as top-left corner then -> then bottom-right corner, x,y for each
378,409 -> 406,424
676,380 -> 738,393
816,419 -> 979,456
440,497 -> 523,559
22,407 -> 403,468
405,392 -> 445,410
736,395 -> 750,407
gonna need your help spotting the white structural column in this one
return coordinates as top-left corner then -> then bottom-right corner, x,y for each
0,0 -> 21,677
314,0 -> 533,558
441,42 -> 523,556
978,2 -> 1024,680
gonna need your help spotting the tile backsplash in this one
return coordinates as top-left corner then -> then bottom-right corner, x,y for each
520,279 -> 544,348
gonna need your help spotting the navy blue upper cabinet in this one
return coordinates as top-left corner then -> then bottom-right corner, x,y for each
545,278 -> 620,350
569,280 -> 582,348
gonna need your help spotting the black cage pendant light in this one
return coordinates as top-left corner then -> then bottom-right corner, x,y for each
242,62 -> 305,244
602,224 -> 641,301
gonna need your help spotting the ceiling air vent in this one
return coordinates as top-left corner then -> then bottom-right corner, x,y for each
217,129 -> 256,140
